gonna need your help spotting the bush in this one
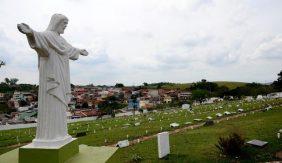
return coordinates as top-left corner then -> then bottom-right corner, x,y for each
215,132 -> 245,158
204,120 -> 214,126
131,154 -> 143,162
76,131 -> 87,137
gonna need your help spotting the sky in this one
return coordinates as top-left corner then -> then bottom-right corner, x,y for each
0,0 -> 281,85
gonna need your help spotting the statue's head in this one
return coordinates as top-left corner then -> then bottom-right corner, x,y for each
46,14 -> 68,34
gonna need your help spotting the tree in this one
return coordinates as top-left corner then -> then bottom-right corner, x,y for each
0,60 -> 5,68
143,82 -> 148,86
81,102 -> 89,109
190,80 -> 219,92
192,89 -> 210,102
272,70 -> 282,91
98,96 -> 126,115
115,83 -> 124,88
4,78 -> 18,86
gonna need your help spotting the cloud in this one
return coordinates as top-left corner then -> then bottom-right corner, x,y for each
0,0 -> 282,85
254,35 -> 282,59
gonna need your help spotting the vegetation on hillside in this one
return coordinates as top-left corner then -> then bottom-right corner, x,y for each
0,78 -> 37,93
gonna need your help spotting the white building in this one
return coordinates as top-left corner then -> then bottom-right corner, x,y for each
267,92 -> 282,99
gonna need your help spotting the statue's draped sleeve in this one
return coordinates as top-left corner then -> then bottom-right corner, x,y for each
26,31 -> 80,107
27,31 -> 80,60
27,31 -> 49,57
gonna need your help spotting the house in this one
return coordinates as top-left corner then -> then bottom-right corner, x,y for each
13,92 -> 35,101
128,98 -> 140,110
148,89 -> 159,98
181,104 -> 190,110
267,92 -> 282,99
0,92 -> 6,103
99,91 -> 109,99
256,95 -> 263,100
139,99 -> 149,109
73,87 -> 87,96
178,92 -> 192,101
245,96 -> 254,102
163,95 -> 172,103
204,97 -> 223,104
73,109 -> 102,117
18,110 -> 37,123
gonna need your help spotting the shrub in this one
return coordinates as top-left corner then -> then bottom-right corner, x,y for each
215,132 -> 245,157
204,120 -> 214,126
131,154 -> 143,162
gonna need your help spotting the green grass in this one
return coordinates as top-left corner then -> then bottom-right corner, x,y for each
107,107 -> 282,162
214,81 -> 247,89
0,99 -> 281,161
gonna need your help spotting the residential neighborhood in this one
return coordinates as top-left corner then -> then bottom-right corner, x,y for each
1,83 -> 281,125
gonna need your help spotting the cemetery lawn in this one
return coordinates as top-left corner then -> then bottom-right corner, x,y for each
107,108 -> 282,162
0,99 -> 281,161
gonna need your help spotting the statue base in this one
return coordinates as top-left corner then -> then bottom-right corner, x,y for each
0,143 -> 118,163
19,138 -> 78,163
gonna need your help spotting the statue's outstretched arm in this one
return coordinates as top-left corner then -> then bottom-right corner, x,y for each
79,49 -> 88,56
17,23 -> 36,45
17,23 -> 33,36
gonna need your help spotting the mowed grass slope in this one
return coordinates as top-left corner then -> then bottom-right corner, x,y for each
0,99 -> 281,161
108,107 -> 282,162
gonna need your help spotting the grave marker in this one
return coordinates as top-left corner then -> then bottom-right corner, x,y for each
157,132 -> 170,158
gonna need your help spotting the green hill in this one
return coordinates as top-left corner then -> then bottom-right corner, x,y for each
213,81 -> 247,89
149,81 -> 248,90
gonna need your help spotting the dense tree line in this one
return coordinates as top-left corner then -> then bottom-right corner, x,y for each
190,70 -> 282,101
0,78 -> 38,93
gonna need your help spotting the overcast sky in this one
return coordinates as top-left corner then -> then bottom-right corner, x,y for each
0,0 -> 281,85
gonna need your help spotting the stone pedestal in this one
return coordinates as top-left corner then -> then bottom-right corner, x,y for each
0,143 -> 117,163
19,138 -> 78,163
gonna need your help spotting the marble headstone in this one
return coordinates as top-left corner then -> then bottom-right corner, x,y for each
157,132 -> 170,158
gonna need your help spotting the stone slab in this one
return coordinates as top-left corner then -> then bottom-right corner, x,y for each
0,144 -> 118,163
247,139 -> 268,147
19,138 -> 79,163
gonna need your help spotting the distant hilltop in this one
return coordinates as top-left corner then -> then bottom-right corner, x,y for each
142,81 -> 248,90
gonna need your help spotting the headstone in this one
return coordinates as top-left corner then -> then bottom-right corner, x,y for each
206,116 -> 212,120
148,117 -> 154,121
157,132 -> 170,158
170,123 -> 179,128
216,113 -> 223,117
116,140 -> 129,148
247,139 -> 268,147
193,119 -> 202,122
184,122 -> 192,125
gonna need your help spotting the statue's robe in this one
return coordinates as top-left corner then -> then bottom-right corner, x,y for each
27,31 -> 80,145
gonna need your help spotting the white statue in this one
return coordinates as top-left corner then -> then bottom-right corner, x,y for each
17,14 -> 88,147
